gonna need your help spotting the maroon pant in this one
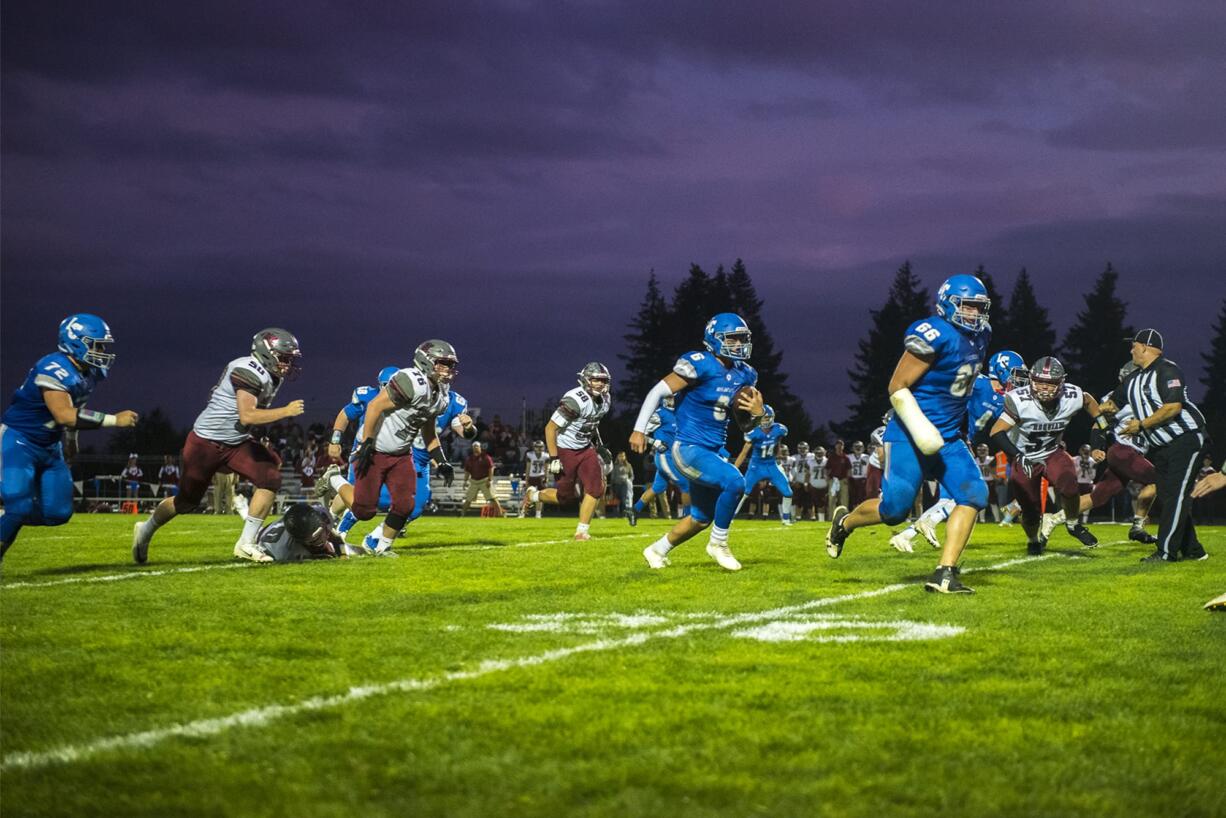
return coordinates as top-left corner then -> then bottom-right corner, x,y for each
556,447 -> 604,505
353,452 -> 415,520
175,431 -> 282,512
849,477 -> 867,507
526,475 -> 546,490
1089,444 -> 1157,509
1010,448 -> 1079,524
865,466 -> 882,499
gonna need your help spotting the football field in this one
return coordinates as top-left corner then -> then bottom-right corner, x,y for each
1,515 -> 1223,818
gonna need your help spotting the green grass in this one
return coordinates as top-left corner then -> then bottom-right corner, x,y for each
1,514 -> 1224,818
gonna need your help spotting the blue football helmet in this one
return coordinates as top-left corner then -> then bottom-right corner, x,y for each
378,366 -> 399,387
58,313 -> 115,375
936,275 -> 991,333
988,350 -> 1027,388
760,403 -> 775,429
703,313 -> 753,360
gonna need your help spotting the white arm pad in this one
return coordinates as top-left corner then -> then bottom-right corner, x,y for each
890,387 -> 944,455
634,380 -> 675,434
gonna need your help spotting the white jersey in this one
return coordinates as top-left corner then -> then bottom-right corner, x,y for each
849,453 -> 870,479
868,425 -> 886,469
193,356 -> 282,445
977,454 -> 995,481
1002,383 -> 1084,461
1075,455 -> 1096,484
808,455 -> 829,488
373,368 -> 450,456
551,386 -> 609,451
525,451 -> 549,478
787,453 -> 813,484
1101,391 -> 1148,454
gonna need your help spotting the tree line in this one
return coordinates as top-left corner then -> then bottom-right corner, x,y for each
620,260 -> 1226,463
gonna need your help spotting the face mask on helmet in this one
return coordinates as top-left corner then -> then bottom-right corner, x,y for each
1031,376 -> 1062,403
1029,356 -> 1065,403
937,275 -> 991,333
578,362 -> 611,396
252,328 -> 302,380
703,313 -> 753,360
59,314 -> 116,375
415,340 -> 459,385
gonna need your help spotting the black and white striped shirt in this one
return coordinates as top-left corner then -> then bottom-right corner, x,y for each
1111,357 -> 1205,447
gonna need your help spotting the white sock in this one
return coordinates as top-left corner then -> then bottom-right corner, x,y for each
650,534 -> 675,556
142,514 -> 165,534
377,533 -> 394,551
899,528 -> 918,541
576,522 -> 590,534
709,525 -> 729,545
535,508 -> 542,518
330,472 -> 349,492
238,515 -> 264,544
781,497 -> 793,519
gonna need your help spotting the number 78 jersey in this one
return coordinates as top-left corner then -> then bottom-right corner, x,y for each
883,315 -> 989,445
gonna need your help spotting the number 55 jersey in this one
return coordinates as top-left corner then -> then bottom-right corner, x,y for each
883,315 -> 990,446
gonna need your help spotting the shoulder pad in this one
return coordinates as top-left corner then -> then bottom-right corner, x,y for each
388,368 -> 429,407
452,391 -> 468,410
778,424 -> 789,437
673,351 -> 710,381
230,364 -> 266,391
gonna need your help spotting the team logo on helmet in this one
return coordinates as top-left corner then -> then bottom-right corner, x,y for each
988,350 -> 1028,389
414,340 -> 459,385
58,313 -> 116,375
577,362 -> 611,396
936,275 -> 991,333
378,366 -> 399,387
252,328 -> 302,379
703,313 -> 753,360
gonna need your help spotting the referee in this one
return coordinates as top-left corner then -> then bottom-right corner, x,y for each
1110,329 -> 1208,563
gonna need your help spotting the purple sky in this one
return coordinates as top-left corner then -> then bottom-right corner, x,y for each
3,2 -> 1225,431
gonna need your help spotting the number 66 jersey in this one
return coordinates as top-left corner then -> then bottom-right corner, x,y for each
883,315 -> 989,446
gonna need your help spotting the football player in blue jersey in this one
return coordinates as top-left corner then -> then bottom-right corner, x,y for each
630,313 -> 765,571
889,349 -> 1025,553
629,394 -> 690,524
825,275 -> 992,593
324,367 -> 398,544
733,405 -> 793,524
1,315 -> 139,558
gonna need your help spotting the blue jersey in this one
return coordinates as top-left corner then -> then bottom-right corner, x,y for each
883,315 -> 989,445
671,351 -> 758,449
967,374 -> 1005,435
2,353 -> 101,447
343,385 -> 380,451
649,404 -> 679,449
413,390 -> 468,453
746,423 -> 788,464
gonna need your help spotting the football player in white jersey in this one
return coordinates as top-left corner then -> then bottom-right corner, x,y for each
988,356 -> 1107,554
520,440 -> 550,518
847,440 -> 870,507
132,328 -> 304,563
317,341 -> 456,557
525,363 -> 611,540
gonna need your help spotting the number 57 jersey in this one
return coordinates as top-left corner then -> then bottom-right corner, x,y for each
883,315 -> 989,446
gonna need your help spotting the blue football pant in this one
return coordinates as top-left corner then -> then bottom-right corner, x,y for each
744,461 -> 793,497
673,442 -> 744,528
878,439 -> 988,526
1,427 -> 74,547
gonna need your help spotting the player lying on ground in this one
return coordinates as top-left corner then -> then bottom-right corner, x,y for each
825,275 -> 991,594
2,314 -> 138,559
247,502 -> 346,562
133,328 -> 302,564
631,312 -> 765,572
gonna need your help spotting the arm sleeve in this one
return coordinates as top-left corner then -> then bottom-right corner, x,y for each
634,380 -> 676,434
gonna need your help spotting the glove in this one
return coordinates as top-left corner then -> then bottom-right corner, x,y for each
353,439 -> 376,478
548,457 -> 563,475
597,446 -> 613,463
437,462 -> 455,488
1016,457 -> 1040,479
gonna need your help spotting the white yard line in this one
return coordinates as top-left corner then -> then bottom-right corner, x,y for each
1,562 -> 257,589
0,553 -> 1051,772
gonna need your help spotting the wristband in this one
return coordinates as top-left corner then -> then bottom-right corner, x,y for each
330,430 -> 344,445
75,409 -> 116,429
429,447 -> 448,466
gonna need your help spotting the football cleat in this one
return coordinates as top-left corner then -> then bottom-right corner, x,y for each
825,506 -> 849,558
643,545 -> 670,569
1066,523 -> 1098,548
573,530 -> 591,542
1027,541 -> 1046,556
889,532 -> 914,553
1039,510 -> 1064,544
626,507 -> 637,527
233,541 -> 273,563
924,565 -> 974,594
1140,550 -> 1176,564
314,465 -> 341,504
706,541 -> 742,571
132,521 -> 151,565
361,533 -> 399,558
1128,526 -> 1158,545
915,517 -> 941,549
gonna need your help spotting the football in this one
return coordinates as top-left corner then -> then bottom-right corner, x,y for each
731,385 -> 759,427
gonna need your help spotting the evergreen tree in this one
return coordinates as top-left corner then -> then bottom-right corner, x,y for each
618,271 -> 674,407
1061,263 -> 1135,396
836,261 -> 930,440
1059,263 -> 1135,448
1200,298 -> 1226,462
1001,268 -> 1057,367
107,408 -> 186,456
975,267 -> 1012,352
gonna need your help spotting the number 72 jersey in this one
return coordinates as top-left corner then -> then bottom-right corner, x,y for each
883,314 -> 989,445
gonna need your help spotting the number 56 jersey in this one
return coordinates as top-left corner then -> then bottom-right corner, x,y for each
883,315 -> 989,445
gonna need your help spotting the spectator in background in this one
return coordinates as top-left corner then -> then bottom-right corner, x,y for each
827,440 -> 851,521
158,455 -> 180,498
609,451 -> 635,518
809,445 -> 830,522
1075,444 -> 1096,523
122,454 -> 143,502
212,472 -> 238,515
847,440 -> 869,508
788,442 -> 815,521
975,443 -> 997,522
461,441 -> 502,517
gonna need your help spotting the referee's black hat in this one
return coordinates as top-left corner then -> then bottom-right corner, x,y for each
1125,328 -> 1164,350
